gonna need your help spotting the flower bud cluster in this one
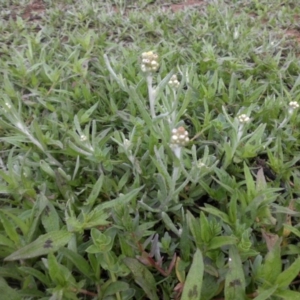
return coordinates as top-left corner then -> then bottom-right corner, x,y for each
238,114 -> 250,124
168,74 -> 180,88
170,126 -> 189,147
141,51 -> 159,73
289,101 -> 299,110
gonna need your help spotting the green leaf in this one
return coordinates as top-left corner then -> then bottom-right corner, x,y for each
224,246 -> 246,300
244,162 -> 255,197
4,230 -> 73,261
186,211 -> 203,247
201,274 -> 220,300
93,187 -> 143,211
257,239 -> 281,287
0,233 -> 15,248
19,267 -> 51,286
41,200 -> 60,233
200,212 -> 211,244
84,173 -> 105,207
256,168 -> 267,192
253,285 -> 278,300
0,266 -> 21,280
208,236 -> 237,250
161,212 -> 180,236
181,248 -> 204,300
283,224 -> 300,238
123,257 -> 159,300
82,210 -> 111,229
274,289 -> 300,300
0,277 -> 21,300
201,205 -> 231,225
275,257 -> 300,288
79,102 -> 98,124
59,248 -> 93,278
0,211 -> 20,245
47,252 -> 70,286
0,210 -> 28,236
103,281 -> 129,297
179,222 -> 191,262
26,194 -> 48,243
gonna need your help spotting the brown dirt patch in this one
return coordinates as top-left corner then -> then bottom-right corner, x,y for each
22,0 -> 45,21
6,0 -> 45,21
285,29 -> 300,45
162,0 -> 205,12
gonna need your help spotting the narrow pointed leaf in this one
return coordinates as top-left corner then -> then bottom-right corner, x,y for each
181,248 -> 204,300
208,236 -> 237,250
59,247 -> 93,278
257,239 -> 281,286
224,246 -> 246,300
253,285 -> 278,300
275,257 -> 300,288
5,230 -> 73,261
0,277 -> 21,300
123,257 -> 158,300
93,187 -> 143,211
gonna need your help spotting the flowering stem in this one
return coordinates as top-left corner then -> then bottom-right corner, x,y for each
146,74 -> 156,118
170,89 -> 177,127
237,124 -> 244,141
171,146 -> 182,189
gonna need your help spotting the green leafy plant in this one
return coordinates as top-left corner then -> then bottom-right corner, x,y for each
1,0 -> 300,299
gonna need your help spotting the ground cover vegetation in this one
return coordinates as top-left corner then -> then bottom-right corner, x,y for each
1,0 -> 300,299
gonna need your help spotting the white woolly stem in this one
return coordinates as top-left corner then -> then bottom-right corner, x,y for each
147,74 -> 156,118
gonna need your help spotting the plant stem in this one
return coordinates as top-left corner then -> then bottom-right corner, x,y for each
104,252 -> 121,300
147,74 -> 156,118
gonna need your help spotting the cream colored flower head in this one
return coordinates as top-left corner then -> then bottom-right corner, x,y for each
168,74 -> 180,88
238,114 -> 250,124
141,51 -> 159,73
289,101 -> 299,110
170,126 -> 189,147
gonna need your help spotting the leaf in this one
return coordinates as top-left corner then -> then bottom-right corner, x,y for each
200,274 -> 220,300
257,239 -> 281,287
253,285 -> 278,300
181,248 -> 204,300
261,230 -> 279,252
283,224 -> 300,238
0,233 -> 15,248
201,205 -> 231,225
208,236 -> 237,250
84,173 -> 105,207
199,212 -> 211,244
41,200 -> 60,233
186,211 -> 203,247
47,252 -> 69,286
19,267 -> 51,286
123,257 -> 159,300
256,168 -> 267,191
0,210 -> 28,236
79,102 -> 98,124
0,211 -> 20,245
4,230 -> 73,261
93,187 -> 143,211
274,289 -> 300,300
275,257 -> 300,288
59,248 -> 93,278
161,212 -> 180,236
0,277 -> 21,300
103,281 -> 129,297
244,162 -> 255,197
224,246 -> 246,300
83,209 -> 111,229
